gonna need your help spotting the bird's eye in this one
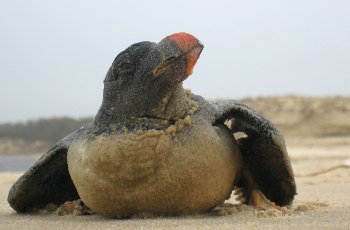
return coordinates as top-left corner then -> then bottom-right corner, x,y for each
165,56 -> 177,64
115,61 -> 134,76
119,62 -> 133,71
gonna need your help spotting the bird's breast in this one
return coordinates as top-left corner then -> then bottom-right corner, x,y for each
67,115 -> 242,217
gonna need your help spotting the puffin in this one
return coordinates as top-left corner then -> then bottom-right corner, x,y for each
8,32 -> 296,217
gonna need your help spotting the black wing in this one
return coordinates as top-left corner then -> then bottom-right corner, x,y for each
7,123 -> 93,212
214,100 -> 296,206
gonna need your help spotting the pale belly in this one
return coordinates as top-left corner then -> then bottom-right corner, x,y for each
67,121 -> 242,217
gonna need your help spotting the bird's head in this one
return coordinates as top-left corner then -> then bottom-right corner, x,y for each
98,32 -> 203,122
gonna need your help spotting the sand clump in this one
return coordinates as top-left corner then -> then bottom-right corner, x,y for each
214,200 -> 330,218
294,201 -> 329,212
24,200 -> 94,216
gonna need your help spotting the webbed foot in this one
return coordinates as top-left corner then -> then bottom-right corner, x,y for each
234,187 -> 282,211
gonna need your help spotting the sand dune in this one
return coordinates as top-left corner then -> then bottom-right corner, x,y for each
242,95 -> 350,138
1,96 -> 350,154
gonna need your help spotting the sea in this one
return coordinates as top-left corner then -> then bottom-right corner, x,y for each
0,155 -> 40,172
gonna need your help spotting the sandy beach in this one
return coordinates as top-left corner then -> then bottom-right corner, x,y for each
1,0 -> 350,226
1,136 -> 349,229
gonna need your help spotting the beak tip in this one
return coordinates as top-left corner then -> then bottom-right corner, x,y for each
158,32 -> 204,85
161,32 -> 203,53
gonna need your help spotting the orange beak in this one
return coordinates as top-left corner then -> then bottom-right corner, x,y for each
160,32 -> 204,77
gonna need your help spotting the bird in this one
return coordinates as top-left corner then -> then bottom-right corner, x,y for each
8,32 -> 296,217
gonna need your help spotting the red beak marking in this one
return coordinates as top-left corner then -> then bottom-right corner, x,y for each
161,32 -> 203,76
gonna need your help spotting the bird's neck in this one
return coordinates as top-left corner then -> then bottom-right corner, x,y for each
149,85 -> 193,121
94,84 -> 193,130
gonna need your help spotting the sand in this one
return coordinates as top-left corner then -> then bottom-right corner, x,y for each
1,137 -> 350,229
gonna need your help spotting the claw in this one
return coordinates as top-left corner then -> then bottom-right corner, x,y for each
233,188 -> 244,196
233,187 -> 248,204
238,197 -> 246,203
249,189 -> 282,211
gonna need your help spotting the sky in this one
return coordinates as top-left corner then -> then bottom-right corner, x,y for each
1,0 -> 349,123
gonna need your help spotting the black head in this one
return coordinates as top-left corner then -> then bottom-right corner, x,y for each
95,32 -> 203,127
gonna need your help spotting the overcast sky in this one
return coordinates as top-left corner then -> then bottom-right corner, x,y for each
1,0 -> 349,123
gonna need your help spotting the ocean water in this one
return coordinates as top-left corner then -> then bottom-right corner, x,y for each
0,155 -> 39,172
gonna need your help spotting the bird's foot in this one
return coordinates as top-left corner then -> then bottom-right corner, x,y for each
234,187 -> 282,211
233,187 -> 247,203
56,199 -> 94,216
249,189 -> 282,211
